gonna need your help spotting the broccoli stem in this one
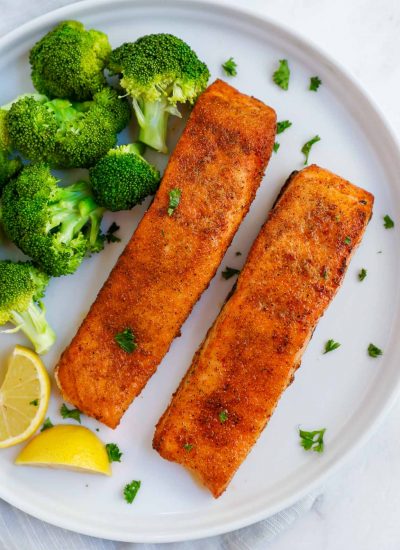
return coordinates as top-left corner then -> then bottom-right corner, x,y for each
118,142 -> 145,157
46,182 -> 104,248
87,204 -> 105,251
10,301 -> 56,355
133,97 -> 170,154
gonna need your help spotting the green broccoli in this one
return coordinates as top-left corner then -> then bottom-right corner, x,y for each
0,151 -> 21,194
89,143 -> 160,211
1,163 -> 105,277
108,34 -> 210,153
0,109 -> 22,194
5,88 -> 130,168
30,20 -> 111,101
0,260 -> 55,354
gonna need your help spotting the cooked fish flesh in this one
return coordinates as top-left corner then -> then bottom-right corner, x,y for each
55,79 -> 277,428
153,165 -> 374,497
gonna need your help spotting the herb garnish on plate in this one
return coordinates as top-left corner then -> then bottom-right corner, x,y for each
273,59 -> 290,90
222,57 -> 237,76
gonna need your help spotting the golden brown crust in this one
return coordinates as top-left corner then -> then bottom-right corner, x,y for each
55,79 -> 277,428
153,165 -> 374,497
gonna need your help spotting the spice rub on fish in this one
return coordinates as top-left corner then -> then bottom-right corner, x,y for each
55,79 -> 277,428
153,165 -> 374,497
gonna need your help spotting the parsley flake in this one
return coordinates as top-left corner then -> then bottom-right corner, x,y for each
123,480 -> 141,504
235,251 -> 242,256
277,120 -> 292,134
358,268 -> 367,281
344,236 -> 351,245
106,443 -> 123,463
60,403 -> 81,423
168,188 -> 181,216
29,399 -> 39,406
115,328 -> 137,353
222,57 -> 237,77
301,135 -> 321,165
368,343 -> 383,358
383,215 -> 394,229
299,428 -> 326,453
105,222 -> 121,243
309,76 -> 322,91
273,59 -> 290,90
41,418 -> 53,432
324,339 -> 341,354
222,266 -> 240,280
183,443 -> 193,451
219,410 -> 228,423
273,142 -> 280,153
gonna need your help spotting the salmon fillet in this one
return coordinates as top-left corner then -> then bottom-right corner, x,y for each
153,165 -> 374,497
55,79 -> 277,428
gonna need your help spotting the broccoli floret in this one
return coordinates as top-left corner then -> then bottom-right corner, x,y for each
89,143 -> 160,211
1,163 -> 105,277
5,88 -> 130,168
0,109 -> 22,194
0,151 -> 21,194
108,34 -> 210,153
30,20 -> 111,101
0,108 -> 11,152
0,260 -> 55,354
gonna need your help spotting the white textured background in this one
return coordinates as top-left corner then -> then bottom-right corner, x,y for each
1,0 -> 400,548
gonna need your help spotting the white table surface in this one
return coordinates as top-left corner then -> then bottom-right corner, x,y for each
2,0 -> 400,548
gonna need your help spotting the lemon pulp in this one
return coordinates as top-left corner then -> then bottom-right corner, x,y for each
15,425 -> 111,475
0,345 -> 50,448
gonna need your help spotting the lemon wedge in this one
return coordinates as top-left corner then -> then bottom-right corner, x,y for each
15,425 -> 111,475
0,345 -> 50,448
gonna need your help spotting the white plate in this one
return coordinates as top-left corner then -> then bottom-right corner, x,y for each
1,0 -> 400,543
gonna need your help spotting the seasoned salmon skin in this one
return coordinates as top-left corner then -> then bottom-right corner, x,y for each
55,79 -> 277,428
153,165 -> 374,497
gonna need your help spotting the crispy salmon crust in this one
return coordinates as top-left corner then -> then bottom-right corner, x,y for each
55,79 -> 277,428
153,165 -> 374,498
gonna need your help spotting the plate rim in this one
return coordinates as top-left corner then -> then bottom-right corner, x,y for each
1,0 -> 400,542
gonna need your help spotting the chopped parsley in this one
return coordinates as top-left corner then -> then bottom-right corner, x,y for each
322,268 -> 328,279
219,410 -> 228,423
273,59 -> 290,90
183,443 -> 193,452
106,443 -> 123,463
299,428 -> 326,453
29,399 -> 39,406
324,339 -> 341,354
344,236 -> 351,245
358,268 -> 367,281
309,76 -> 322,91
383,215 -> 394,229
123,480 -> 141,504
222,266 -> 240,280
41,418 -> 53,432
105,222 -> 121,243
60,403 -> 81,423
115,328 -> 137,353
222,57 -> 237,77
368,343 -> 383,358
277,120 -> 292,134
168,188 -> 181,216
273,142 -> 280,153
301,135 -> 321,165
